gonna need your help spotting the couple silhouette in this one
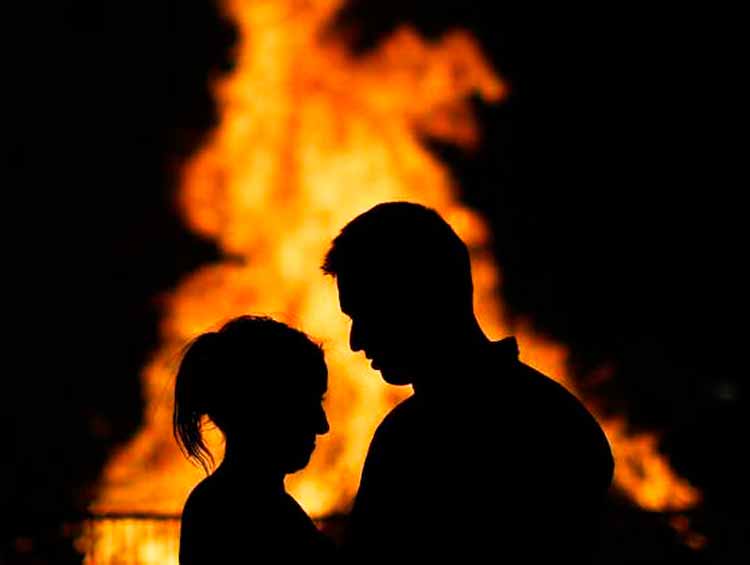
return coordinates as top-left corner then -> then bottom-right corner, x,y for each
173,201 -> 614,563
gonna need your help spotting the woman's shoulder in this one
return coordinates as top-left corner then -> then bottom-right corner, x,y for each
180,479 -> 337,563
179,476 -> 228,564
183,475 -> 221,513
180,475 -> 224,539
182,474 -> 304,530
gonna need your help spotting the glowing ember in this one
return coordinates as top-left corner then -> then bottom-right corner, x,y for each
86,0 -> 701,562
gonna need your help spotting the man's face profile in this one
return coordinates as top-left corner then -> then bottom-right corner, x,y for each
336,273 -> 431,386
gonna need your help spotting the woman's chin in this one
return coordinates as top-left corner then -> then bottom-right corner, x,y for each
284,445 -> 315,474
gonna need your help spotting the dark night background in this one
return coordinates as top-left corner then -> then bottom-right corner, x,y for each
6,1 -> 747,563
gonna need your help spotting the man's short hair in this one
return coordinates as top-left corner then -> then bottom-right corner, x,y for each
322,202 -> 473,308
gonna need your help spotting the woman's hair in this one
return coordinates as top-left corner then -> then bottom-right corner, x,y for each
173,315 -> 325,473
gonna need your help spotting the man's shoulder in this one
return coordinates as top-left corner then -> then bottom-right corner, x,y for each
515,361 -> 581,406
515,361 -> 597,428
514,360 -> 614,484
484,337 -> 613,483
485,337 -> 587,414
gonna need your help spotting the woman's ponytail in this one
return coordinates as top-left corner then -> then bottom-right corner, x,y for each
173,332 -> 222,473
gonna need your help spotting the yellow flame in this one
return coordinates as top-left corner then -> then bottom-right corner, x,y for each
78,519 -> 180,565
87,0 -> 701,561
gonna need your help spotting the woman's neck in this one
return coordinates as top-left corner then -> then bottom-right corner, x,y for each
216,440 -> 286,490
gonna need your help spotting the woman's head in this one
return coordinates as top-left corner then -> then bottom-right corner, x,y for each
173,315 -> 329,475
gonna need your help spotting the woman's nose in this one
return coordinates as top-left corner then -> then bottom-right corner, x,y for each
317,407 -> 330,435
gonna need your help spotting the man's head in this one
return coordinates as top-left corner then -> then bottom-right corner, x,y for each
322,202 -> 475,385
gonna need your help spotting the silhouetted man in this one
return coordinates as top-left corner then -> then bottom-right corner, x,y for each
323,202 -> 614,562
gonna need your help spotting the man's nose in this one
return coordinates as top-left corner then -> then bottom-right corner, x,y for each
349,320 -> 364,352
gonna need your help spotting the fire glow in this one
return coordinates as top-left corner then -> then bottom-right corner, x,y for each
83,1 -> 702,562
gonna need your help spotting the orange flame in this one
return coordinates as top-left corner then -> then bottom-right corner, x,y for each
85,0 -> 701,562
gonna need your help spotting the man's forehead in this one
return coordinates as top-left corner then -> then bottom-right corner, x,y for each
336,273 -> 407,314
336,275 -> 365,314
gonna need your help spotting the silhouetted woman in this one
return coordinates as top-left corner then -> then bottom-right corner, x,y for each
173,315 -> 333,564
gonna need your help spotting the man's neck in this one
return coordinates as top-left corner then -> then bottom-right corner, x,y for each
412,318 -> 493,396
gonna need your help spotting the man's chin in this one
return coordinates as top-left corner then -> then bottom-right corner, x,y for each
379,367 -> 413,386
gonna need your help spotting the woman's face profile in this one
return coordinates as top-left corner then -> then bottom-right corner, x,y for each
244,362 -> 329,475
280,370 -> 329,473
